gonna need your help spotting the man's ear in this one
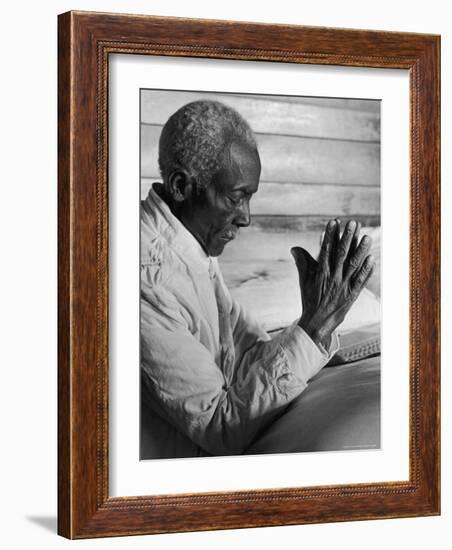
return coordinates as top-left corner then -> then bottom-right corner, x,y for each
167,170 -> 195,203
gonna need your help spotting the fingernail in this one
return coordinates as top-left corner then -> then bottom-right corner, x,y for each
363,235 -> 370,244
327,220 -> 335,229
348,220 -> 356,231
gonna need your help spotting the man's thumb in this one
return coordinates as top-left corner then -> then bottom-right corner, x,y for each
291,246 -> 311,280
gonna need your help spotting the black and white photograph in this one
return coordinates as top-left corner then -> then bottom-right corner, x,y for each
139,89 -> 381,460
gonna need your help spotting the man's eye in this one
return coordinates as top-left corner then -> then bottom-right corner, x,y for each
227,195 -> 241,206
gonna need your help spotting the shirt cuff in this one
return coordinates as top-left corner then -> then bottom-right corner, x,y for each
315,329 -> 340,358
277,321 -> 340,384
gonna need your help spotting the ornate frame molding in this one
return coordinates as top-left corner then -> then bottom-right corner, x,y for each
58,11 -> 440,538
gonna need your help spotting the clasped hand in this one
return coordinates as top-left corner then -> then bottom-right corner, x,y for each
291,219 -> 375,350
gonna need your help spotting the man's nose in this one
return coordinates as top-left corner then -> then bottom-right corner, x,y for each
235,199 -> 251,227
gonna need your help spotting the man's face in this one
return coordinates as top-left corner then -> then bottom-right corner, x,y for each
185,141 -> 261,257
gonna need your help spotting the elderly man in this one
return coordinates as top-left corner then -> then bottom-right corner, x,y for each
140,99 -> 374,459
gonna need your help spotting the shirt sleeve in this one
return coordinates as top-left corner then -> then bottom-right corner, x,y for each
141,277 -> 338,457
230,298 -> 340,395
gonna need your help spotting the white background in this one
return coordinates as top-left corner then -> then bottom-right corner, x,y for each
110,56 -> 409,496
0,1 -> 449,548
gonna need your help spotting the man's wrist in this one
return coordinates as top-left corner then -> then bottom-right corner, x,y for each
297,319 -> 332,351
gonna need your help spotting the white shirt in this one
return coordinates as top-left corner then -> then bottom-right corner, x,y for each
140,185 -> 339,458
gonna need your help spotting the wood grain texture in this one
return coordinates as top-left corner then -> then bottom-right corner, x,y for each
239,213 -> 381,232
141,90 -> 381,141
57,11 -> 71,538
141,124 -> 380,185
58,10 -> 440,539
142,178 -> 380,215
251,182 -> 379,215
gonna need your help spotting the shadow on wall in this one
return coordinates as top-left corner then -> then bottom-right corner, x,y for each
25,516 -> 57,534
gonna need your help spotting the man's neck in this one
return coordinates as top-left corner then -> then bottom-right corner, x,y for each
152,182 -> 210,257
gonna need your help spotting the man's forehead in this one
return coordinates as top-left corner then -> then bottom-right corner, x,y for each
213,172 -> 259,195
229,140 -> 260,165
218,140 -> 260,190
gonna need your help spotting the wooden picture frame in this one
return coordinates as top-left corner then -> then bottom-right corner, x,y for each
58,10 -> 440,538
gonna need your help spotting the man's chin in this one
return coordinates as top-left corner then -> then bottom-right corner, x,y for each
207,239 -> 229,257
208,246 -> 226,258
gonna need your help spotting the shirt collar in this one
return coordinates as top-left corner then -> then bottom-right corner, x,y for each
142,183 -> 212,274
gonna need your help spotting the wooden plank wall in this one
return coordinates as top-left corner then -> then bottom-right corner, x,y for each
141,90 -> 381,331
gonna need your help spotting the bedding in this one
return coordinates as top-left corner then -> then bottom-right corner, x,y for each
246,354 -> 380,454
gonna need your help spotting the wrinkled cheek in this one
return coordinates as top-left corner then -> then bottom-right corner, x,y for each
218,209 -> 236,227
210,211 -> 234,234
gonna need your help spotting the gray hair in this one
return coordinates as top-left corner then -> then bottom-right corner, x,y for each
158,99 -> 257,190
